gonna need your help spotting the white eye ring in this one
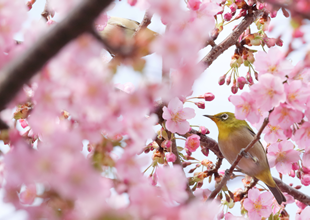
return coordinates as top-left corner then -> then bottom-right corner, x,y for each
221,113 -> 229,120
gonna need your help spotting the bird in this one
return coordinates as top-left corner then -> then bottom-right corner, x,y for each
204,112 -> 286,205
98,16 -> 158,56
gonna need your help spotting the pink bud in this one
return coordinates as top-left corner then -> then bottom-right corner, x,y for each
199,126 -> 209,135
237,76 -> 247,90
246,72 -> 253,84
182,161 -> 192,168
276,38 -> 283,47
201,147 -> 209,157
303,166 -> 310,174
226,74 -> 232,85
19,119 -> 29,128
254,71 -> 258,81
229,3 -> 237,13
270,10 -> 277,18
295,185 -> 302,190
296,200 -> 307,210
289,170 -> 295,178
127,0 -> 137,6
224,13 -> 232,21
161,140 -> 171,149
284,128 -> 292,138
204,92 -> 215,101
293,28 -> 304,38
218,75 -> 226,85
166,152 -> 177,162
195,102 -> 205,109
231,80 -> 238,94
301,174 -> 310,186
292,162 -> 299,171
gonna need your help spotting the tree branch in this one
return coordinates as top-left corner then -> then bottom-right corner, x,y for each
274,178 -> 310,206
199,9 -> 264,67
0,0 -> 113,112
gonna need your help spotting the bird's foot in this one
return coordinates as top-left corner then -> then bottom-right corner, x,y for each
240,149 -> 259,164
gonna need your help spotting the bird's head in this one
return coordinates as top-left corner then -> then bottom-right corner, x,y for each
204,112 -> 236,125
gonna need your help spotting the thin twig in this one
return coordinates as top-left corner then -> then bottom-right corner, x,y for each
207,116 -> 270,201
133,11 -> 153,37
200,9 -> 264,67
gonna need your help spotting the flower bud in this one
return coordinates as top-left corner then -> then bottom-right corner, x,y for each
295,185 -> 302,190
289,170 -> 295,178
231,80 -> 238,94
224,13 -> 232,21
199,126 -> 209,135
229,3 -> 237,13
204,92 -> 215,101
246,72 -> 253,84
254,71 -> 259,81
218,75 -> 226,85
301,174 -> 310,186
195,101 -> 205,109
166,152 -> 176,162
201,147 -> 209,157
237,77 -> 247,90
292,162 -> 299,171
226,74 -> 232,85
161,140 -> 171,149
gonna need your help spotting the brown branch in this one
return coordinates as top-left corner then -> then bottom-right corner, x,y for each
199,9 -> 264,67
274,178 -> 310,206
186,129 -> 224,158
207,116 -> 270,201
0,0 -> 113,112
133,11 -> 154,37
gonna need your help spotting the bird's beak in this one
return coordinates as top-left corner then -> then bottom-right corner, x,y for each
203,115 -> 215,121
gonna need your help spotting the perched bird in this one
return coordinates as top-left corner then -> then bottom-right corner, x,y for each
99,16 -> 158,56
204,112 -> 286,205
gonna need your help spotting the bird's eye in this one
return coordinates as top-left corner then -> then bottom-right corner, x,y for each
221,113 -> 229,120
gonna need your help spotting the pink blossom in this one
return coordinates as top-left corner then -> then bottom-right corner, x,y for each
296,206 -> 310,220
199,126 -> 209,135
267,141 -> 301,174
288,63 -> 310,85
180,200 -> 219,220
166,152 -> 177,162
229,91 -> 260,123
224,13 -> 232,21
127,0 -> 137,6
187,0 -> 201,11
157,166 -> 188,203
162,97 -> 195,134
185,134 -> 200,152
291,121 -> 310,150
243,188 -> 273,220
147,0 -> 185,24
254,47 -> 293,81
263,124 -> 286,143
303,151 -> 310,168
225,212 -> 247,220
250,74 -> 286,111
285,80 -> 310,111
20,184 -> 36,205
269,103 -> 303,129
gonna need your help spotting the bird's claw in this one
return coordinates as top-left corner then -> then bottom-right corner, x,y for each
240,149 -> 259,164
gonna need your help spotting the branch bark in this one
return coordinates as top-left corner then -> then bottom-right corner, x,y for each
0,0 -> 113,112
199,9 -> 264,68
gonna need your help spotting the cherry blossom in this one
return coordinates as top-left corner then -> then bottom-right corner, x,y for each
254,47 -> 293,81
162,97 -> 195,134
250,74 -> 286,112
284,80 -> 310,111
19,184 -> 37,205
267,141 -> 301,174
296,206 -> 310,220
291,121 -> 310,150
156,166 -> 188,203
185,134 -> 200,152
269,103 -> 303,129
243,188 -> 273,220
263,124 -> 286,143
229,91 -> 260,123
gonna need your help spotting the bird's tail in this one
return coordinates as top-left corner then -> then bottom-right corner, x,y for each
267,184 -> 286,205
